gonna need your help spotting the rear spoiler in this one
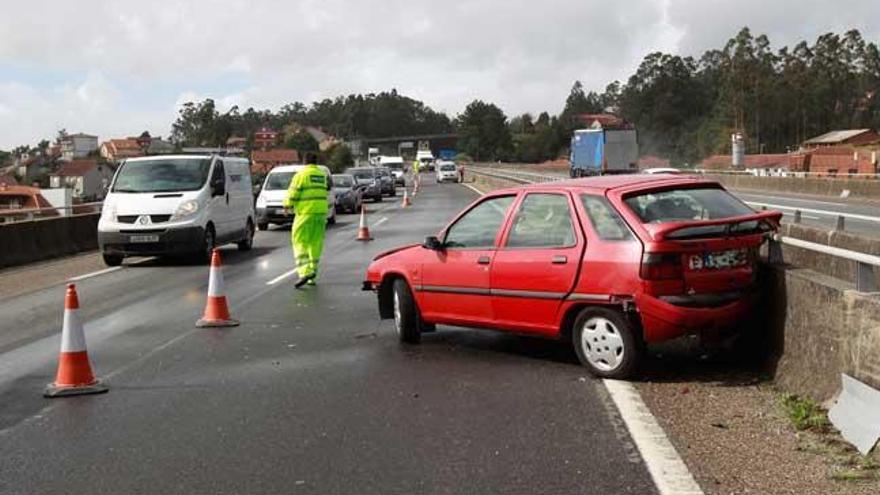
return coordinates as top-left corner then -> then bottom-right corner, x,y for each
645,210 -> 783,241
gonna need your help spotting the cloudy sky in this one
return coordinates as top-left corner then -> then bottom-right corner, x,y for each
1,0 -> 878,149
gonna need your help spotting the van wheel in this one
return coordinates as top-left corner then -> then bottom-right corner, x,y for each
392,279 -> 421,344
572,307 -> 641,379
257,222 -> 269,231
327,212 -> 337,225
199,226 -> 216,264
102,253 -> 123,267
238,220 -> 254,251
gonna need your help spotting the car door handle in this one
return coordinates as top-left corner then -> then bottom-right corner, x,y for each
551,255 -> 568,265
477,256 -> 491,265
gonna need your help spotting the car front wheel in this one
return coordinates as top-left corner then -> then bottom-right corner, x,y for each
102,253 -> 123,267
392,278 -> 421,344
572,307 -> 641,379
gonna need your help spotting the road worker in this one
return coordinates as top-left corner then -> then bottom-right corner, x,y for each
283,152 -> 330,288
412,159 -> 421,187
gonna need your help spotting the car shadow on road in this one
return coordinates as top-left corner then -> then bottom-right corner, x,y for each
123,246 -> 277,268
423,327 -> 581,367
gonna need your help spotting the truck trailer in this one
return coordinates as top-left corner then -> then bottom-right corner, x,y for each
569,128 -> 639,177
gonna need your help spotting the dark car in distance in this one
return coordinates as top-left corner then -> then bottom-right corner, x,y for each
332,174 -> 363,213
346,167 -> 383,203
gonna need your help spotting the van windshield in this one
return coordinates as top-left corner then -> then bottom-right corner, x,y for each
384,162 -> 403,170
113,159 -> 212,193
264,172 -> 294,191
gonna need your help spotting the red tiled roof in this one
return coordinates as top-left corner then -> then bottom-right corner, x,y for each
637,155 -> 671,168
251,149 -> 300,174
53,159 -> 99,177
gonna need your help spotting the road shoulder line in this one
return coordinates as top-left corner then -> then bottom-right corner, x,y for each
603,379 -> 704,495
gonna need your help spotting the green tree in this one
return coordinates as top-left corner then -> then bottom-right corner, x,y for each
324,144 -> 353,173
285,130 -> 319,153
456,100 -> 512,161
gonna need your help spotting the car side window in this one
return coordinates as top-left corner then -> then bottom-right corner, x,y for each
211,161 -> 225,186
506,193 -> 575,248
444,195 -> 515,249
580,195 -> 633,241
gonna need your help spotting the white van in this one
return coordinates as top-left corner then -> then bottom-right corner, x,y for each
255,164 -> 336,231
98,154 -> 256,266
378,156 -> 406,186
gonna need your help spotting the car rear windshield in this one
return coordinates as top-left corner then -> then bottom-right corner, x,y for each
624,187 -> 762,239
112,158 -> 211,193
264,172 -> 294,190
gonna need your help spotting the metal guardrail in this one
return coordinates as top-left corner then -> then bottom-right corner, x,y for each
470,167 -> 880,293
0,202 -> 103,224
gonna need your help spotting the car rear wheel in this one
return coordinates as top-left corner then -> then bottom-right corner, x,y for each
572,307 -> 641,379
102,253 -> 123,267
392,278 -> 420,344
327,211 -> 337,225
257,222 -> 269,231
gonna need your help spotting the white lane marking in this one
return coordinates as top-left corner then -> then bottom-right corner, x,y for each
745,201 -> 880,222
67,256 -> 156,282
266,268 -> 298,286
462,183 -> 485,196
373,217 -> 388,227
735,192 -> 847,207
603,379 -> 704,495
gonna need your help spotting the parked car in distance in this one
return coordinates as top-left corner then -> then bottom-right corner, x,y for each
375,166 -> 396,197
435,161 -> 459,183
332,174 -> 363,213
98,154 -> 256,266
379,156 -> 406,186
255,164 -> 336,230
346,167 -> 383,202
363,174 -> 782,379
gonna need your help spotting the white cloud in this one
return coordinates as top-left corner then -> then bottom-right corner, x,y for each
0,0 -> 878,148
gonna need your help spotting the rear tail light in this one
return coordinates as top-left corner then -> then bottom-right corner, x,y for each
641,253 -> 683,280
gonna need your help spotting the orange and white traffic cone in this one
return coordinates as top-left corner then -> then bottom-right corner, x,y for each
44,284 -> 108,398
356,204 -> 373,241
196,249 -> 240,328
401,188 -> 411,208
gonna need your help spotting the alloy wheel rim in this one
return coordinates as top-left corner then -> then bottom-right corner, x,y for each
581,317 -> 625,371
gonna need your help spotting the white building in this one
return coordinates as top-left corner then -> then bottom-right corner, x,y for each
60,133 -> 98,161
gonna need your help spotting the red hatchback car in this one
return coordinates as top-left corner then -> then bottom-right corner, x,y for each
363,175 -> 781,378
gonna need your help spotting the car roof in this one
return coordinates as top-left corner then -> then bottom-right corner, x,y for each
492,173 -> 714,195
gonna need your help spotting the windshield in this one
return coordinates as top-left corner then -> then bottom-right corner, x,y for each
440,164 -> 456,171
264,172 -> 294,191
112,158 -> 212,193
333,175 -> 354,187
348,169 -> 375,182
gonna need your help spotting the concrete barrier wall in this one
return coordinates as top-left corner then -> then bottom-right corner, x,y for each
705,173 -> 880,202
0,214 -> 100,269
767,266 -> 880,401
776,223 -> 880,289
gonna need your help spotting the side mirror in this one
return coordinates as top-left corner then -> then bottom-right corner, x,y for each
423,236 -> 444,251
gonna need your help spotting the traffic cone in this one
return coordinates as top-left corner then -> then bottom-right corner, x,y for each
357,204 -> 373,241
401,188 -> 411,208
196,250 -> 240,328
44,284 -> 108,398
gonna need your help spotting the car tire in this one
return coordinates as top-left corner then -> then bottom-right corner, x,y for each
102,253 -> 123,267
198,225 -> 216,264
328,211 -> 337,225
238,220 -> 254,251
392,278 -> 421,344
390,189 -> 396,197
572,307 -> 641,379
257,222 -> 269,231
375,195 -> 382,203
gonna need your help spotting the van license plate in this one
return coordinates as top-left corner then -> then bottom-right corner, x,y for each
689,249 -> 747,270
130,235 -> 159,243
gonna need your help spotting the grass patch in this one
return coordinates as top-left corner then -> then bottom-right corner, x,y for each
780,393 -> 830,432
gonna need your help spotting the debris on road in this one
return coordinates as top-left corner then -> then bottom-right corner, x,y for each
829,374 -> 880,456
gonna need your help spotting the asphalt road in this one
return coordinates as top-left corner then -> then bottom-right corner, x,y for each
730,189 -> 880,237
0,177 -> 656,495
